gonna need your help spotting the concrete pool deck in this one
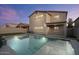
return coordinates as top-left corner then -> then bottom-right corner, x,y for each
69,39 -> 79,55
0,45 -> 15,55
34,40 -> 75,55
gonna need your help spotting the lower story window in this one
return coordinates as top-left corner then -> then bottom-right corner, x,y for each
34,26 -> 43,29
54,26 -> 59,30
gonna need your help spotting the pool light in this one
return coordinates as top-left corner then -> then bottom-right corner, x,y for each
41,37 -> 47,42
14,36 -> 19,40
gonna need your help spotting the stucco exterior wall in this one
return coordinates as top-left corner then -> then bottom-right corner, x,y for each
29,12 -> 46,34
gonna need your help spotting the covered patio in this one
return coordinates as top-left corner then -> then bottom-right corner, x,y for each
46,21 -> 66,36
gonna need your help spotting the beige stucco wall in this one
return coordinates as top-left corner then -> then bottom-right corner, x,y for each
29,12 -> 46,34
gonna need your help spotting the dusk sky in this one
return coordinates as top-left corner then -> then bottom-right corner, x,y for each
0,4 -> 79,25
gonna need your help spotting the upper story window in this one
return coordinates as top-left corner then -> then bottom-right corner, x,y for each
35,14 -> 44,19
54,15 -> 60,19
35,14 -> 44,21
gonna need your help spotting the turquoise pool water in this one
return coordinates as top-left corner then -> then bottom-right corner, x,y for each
7,34 -> 48,55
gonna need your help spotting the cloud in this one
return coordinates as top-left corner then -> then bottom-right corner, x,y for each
0,6 -> 20,22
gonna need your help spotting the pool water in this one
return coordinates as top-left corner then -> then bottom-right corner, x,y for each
7,34 -> 48,55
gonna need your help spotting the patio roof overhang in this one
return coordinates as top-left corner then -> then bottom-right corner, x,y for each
46,21 -> 66,27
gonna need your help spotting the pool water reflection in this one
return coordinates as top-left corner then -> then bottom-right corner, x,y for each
7,35 -> 48,55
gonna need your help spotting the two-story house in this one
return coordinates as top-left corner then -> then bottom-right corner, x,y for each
29,11 -> 67,37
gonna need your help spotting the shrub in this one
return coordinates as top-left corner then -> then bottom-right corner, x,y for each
0,39 -> 3,48
0,36 -> 3,48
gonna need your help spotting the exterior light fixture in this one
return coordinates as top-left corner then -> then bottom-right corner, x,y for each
72,23 -> 75,27
66,23 -> 68,27
54,26 -> 59,30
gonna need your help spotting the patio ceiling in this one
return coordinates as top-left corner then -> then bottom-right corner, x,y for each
46,21 -> 66,27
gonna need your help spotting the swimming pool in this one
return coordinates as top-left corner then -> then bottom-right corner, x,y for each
5,34 -> 75,55
6,34 -> 49,55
